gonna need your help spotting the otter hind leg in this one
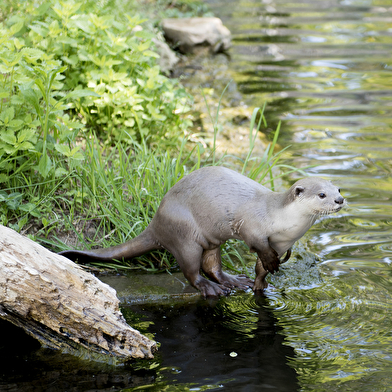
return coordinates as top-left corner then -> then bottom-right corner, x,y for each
170,245 -> 231,298
252,257 -> 269,292
201,248 -> 254,291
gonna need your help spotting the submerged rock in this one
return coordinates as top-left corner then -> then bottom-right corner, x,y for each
162,17 -> 231,54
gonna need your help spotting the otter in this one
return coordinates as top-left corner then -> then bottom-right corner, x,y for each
59,166 -> 345,297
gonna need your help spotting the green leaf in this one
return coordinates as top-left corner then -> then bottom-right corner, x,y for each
70,18 -> 95,34
54,143 -> 83,160
10,22 -> 24,36
143,50 -> 160,58
71,151 -> 84,160
5,192 -> 22,210
56,65 -> 68,75
0,173 -> 8,183
24,114 -> 33,123
125,52 -> 145,64
54,143 -> 70,156
138,41 -> 151,52
1,52 -> 23,68
55,167 -> 68,177
62,89 -> 100,101
61,54 -> 79,66
18,128 -> 37,143
20,87 -> 42,117
11,94 -> 26,105
35,79 -> 46,99
57,36 -> 78,45
38,153 -> 52,178
21,47 -> 46,62
13,37 -> 25,50
0,107 -> 15,124
69,145 -> 82,157
36,2 -> 51,16
9,119 -> 24,129
3,144 -> 17,154
28,23 -> 48,37
19,202 -> 39,216
136,78 -> 145,87
134,30 -> 155,40
49,20 -> 61,36
18,141 -> 34,150
66,121 -> 84,129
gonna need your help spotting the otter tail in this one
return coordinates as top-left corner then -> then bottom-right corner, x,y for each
59,228 -> 159,263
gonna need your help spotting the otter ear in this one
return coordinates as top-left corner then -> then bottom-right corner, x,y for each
295,186 -> 304,196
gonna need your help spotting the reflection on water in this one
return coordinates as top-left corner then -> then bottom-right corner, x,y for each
124,296 -> 299,391
205,0 -> 392,390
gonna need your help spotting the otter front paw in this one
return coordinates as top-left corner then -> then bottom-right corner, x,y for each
216,272 -> 254,290
259,249 -> 280,273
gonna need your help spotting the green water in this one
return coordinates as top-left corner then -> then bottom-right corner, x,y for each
203,0 -> 392,390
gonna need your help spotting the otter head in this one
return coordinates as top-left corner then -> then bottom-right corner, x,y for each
287,177 -> 346,216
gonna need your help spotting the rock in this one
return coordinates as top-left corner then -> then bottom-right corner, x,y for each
162,17 -> 231,54
0,225 -> 157,361
153,38 -> 179,74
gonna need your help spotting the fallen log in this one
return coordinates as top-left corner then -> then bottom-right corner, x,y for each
0,225 -> 157,361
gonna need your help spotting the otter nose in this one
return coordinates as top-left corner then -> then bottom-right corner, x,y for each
335,196 -> 345,205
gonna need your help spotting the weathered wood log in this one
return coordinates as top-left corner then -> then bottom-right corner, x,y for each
0,225 -> 156,361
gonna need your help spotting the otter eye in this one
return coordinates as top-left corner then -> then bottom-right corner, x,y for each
338,189 -> 341,193
318,193 -> 326,199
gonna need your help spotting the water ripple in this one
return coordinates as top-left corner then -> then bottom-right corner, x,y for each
206,0 -> 392,389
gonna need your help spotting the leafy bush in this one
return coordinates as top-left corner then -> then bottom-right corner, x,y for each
23,0 -> 192,146
0,22 -> 91,227
0,0 -> 192,228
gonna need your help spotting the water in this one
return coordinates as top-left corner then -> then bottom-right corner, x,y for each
122,297 -> 299,391
2,0 -> 392,390
203,0 -> 392,390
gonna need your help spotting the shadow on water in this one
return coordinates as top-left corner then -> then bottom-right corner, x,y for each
0,319 -> 157,391
123,295 -> 299,391
0,295 -> 299,392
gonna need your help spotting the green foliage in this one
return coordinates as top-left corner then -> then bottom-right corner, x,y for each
0,0 -> 192,227
0,20 -> 91,187
22,0 -> 192,146
150,0 -> 212,19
